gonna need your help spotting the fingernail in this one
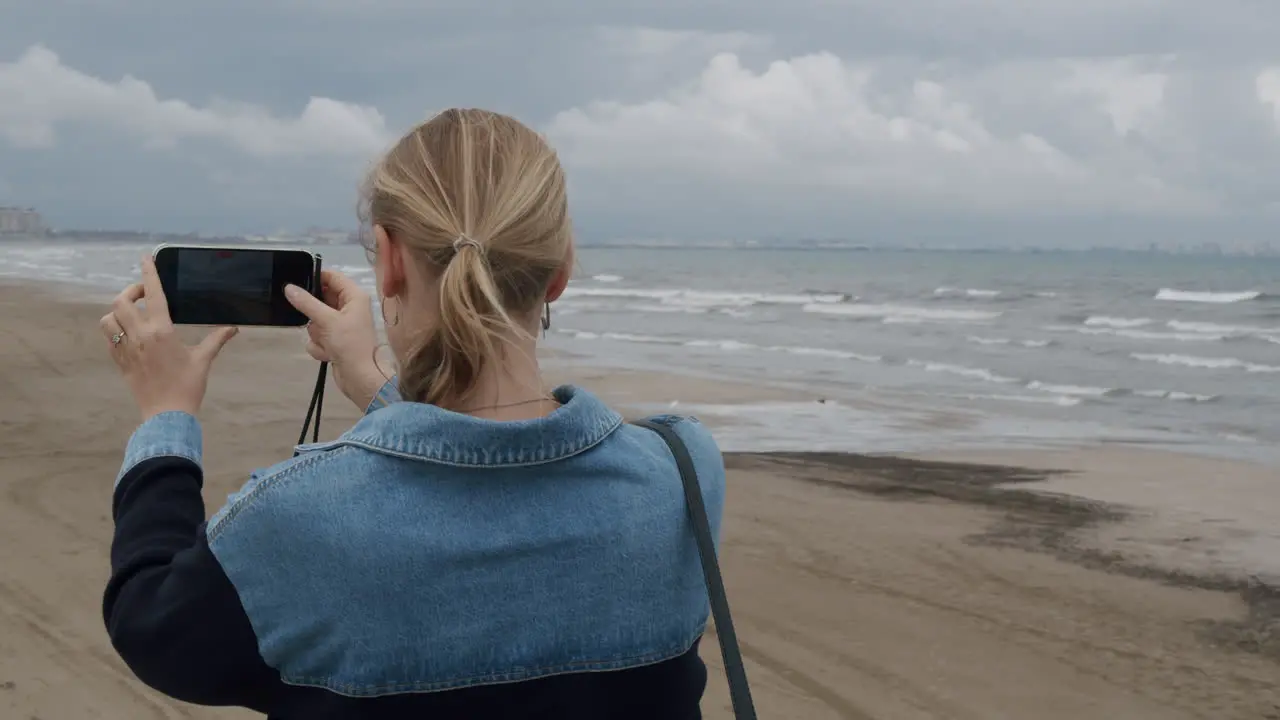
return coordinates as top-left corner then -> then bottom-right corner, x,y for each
284,284 -> 299,297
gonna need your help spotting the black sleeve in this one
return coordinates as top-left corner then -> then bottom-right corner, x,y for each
103,456 -> 280,710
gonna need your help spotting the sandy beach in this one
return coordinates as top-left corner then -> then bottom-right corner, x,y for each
1,283 -> 1278,720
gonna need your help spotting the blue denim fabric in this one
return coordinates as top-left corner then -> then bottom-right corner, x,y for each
114,411 -> 203,490
116,379 -> 726,697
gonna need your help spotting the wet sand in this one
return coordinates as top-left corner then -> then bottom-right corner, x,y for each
1,284 -> 1278,719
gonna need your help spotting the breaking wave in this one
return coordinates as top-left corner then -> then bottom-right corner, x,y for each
805,303 -> 1001,323
1130,353 -> 1280,373
1084,315 -> 1152,328
966,336 -> 1054,348
561,286 -> 851,311
1155,289 -> 1269,303
933,287 -> 1002,299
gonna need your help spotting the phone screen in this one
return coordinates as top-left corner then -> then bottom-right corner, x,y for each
153,246 -> 318,327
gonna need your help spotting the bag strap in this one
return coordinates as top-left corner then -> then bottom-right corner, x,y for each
632,420 -> 757,720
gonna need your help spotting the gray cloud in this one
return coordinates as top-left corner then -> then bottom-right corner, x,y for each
3,1 -> 1280,245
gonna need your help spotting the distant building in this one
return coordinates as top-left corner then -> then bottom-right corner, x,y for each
0,207 -> 45,234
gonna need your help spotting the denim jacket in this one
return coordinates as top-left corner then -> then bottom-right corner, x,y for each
104,378 -> 725,719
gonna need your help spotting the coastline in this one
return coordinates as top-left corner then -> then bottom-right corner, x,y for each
9,241 -> 1280,465
1,281 -> 1278,718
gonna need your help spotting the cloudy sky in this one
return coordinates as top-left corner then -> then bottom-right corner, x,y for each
4,0 -> 1280,246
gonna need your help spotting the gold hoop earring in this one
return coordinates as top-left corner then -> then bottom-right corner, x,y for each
541,302 -> 551,334
380,296 -> 401,327
371,343 -> 394,381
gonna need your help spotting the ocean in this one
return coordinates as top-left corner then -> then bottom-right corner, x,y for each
3,240 -> 1278,462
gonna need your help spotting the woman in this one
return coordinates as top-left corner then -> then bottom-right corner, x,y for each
99,109 -> 725,719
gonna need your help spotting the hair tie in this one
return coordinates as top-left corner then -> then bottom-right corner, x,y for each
452,235 -> 483,254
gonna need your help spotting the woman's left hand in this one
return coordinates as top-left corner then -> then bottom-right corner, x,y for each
100,257 -> 240,421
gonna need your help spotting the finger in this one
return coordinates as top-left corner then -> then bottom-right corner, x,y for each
99,313 -> 129,364
284,284 -> 335,323
99,312 -> 122,335
304,339 -> 330,363
139,256 -> 170,321
319,269 -> 369,310
99,312 -> 124,344
111,283 -> 146,334
195,326 -> 239,365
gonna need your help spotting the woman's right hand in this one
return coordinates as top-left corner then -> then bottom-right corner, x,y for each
285,271 -> 391,411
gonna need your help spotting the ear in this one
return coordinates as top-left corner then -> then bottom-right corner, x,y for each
545,244 -> 574,303
374,224 -> 407,298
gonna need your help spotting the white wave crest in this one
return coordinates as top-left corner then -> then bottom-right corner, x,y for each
1025,381 -> 1113,397
906,360 -> 1019,384
1166,320 -> 1278,336
774,346 -> 883,363
1131,353 -> 1280,373
944,392 -> 1082,407
685,339 -> 755,351
557,328 -> 882,364
1133,389 -> 1218,403
624,303 -> 709,314
1155,288 -> 1262,303
1022,381 -> 1217,403
966,336 -> 1052,348
562,286 -> 849,310
934,287 -> 1002,298
1084,315 -> 1151,328
558,330 -> 680,344
806,303 -> 1001,323
2,247 -> 83,260
1072,327 -> 1225,342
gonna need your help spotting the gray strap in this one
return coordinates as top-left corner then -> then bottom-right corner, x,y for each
633,420 -> 757,720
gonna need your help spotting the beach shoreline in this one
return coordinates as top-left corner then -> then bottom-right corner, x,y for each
8,241 -> 1280,466
1,282 -> 1278,718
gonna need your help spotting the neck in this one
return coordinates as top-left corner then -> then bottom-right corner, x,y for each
444,335 -> 555,419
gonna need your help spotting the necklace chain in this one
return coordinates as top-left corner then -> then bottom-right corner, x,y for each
369,347 -> 554,414
456,395 -> 556,414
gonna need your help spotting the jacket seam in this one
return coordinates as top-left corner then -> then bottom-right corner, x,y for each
206,450 -> 339,542
321,415 -> 625,468
117,449 -> 203,482
277,625 -> 705,697
210,413 -> 690,539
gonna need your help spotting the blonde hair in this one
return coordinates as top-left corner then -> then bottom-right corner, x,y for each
359,108 -> 572,406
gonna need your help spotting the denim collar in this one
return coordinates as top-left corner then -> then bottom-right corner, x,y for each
303,385 -> 624,467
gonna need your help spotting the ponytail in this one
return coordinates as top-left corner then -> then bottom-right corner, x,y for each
362,109 -> 573,406
397,239 -> 522,406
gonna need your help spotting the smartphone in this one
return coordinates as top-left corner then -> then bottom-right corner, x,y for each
152,244 -> 320,327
